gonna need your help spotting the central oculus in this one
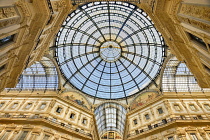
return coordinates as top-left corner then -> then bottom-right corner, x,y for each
100,41 -> 121,62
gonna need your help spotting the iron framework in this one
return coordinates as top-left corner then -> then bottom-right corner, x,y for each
94,102 -> 126,137
162,56 -> 210,93
7,57 -> 58,92
71,0 -> 141,5
55,1 -> 166,99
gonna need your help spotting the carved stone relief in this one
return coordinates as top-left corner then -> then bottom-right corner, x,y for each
178,16 -> 210,32
0,7 -> 20,29
0,17 -> 20,29
178,4 -> 210,32
179,4 -> 210,22
52,1 -> 67,12
15,0 -> 31,26
0,7 -> 17,19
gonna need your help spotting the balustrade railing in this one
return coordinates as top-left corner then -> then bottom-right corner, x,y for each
0,114 -> 92,137
127,116 -> 209,138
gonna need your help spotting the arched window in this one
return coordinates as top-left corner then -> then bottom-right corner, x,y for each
8,57 -> 58,92
162,56 -> 210,93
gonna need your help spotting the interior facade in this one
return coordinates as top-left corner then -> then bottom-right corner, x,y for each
0,0 -> 210,139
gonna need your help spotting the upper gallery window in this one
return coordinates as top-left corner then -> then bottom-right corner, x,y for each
174,104 -> 181,111
168,136 -> 174,140
82,118 -> 87,125
0,102 -> 4,108
52,118 -> 57,122
43,134 -> 50,140
189,104 -> 196,111
11,103 -> 18,109
145,114 -> 150,120
25,103 -> 32,109
0,131 -> 11,140
133,119 -> 138,125
40,103 -> 46,109
0,34 -> 15,47
0,65 -> 6,73
180,115 -> 186,120
204,104 -> 210,110
188,32 -> 207,50
56,107 -> 62,113
70,113 -> 75,119
55,1 -> 166,99
190,133 -> 198,140
18,131 -> 29,140
157,108 -> 163,114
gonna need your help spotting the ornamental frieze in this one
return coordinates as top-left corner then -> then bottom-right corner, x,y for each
179,4 -> 210,22
0,7 -> 17,19
178,16 -> 210,32
0,17 -> 20,29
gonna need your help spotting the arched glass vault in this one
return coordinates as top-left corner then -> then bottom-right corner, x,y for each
7,57 -> 59,92
162,56 -> 210,93
94,102 -> 127,137
55,1 -> 166,99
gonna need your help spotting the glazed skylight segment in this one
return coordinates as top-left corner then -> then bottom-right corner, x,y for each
55,1 -> 165,99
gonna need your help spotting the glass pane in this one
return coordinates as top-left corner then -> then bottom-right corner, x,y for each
55,1 -> 165,99
8,57 -> 58,91
94,103 -> 126,136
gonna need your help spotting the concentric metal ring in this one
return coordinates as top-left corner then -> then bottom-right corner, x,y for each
55,1 -> 166,99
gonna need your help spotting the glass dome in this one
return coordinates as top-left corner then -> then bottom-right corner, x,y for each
55,1 -> 165,99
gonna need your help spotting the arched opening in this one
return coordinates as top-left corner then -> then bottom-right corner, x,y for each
7,57 -> 59,92
94,102 -> 127,139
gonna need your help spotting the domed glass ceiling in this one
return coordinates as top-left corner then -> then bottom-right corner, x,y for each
55,1 -> 166,99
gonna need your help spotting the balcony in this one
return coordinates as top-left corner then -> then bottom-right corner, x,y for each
0,114 -> 92,139
127,116 -> 209,138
